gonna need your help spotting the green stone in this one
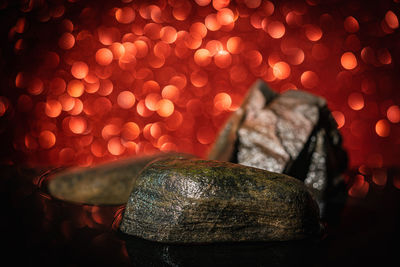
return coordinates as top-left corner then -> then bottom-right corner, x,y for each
120,157 -> 321,243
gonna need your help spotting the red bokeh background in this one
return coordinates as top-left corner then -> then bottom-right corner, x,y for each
0,0 -> 399,171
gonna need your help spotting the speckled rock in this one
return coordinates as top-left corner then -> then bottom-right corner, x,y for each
119,157 -> 320,243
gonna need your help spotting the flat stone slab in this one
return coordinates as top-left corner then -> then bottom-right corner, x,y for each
120,157 -> 320,243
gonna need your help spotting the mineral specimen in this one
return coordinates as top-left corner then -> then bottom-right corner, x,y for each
119,157 -> 320,243
209,80 -> 347,216
47,153 -> 190,205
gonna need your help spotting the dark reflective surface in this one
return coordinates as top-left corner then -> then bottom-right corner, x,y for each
1,165 -> 400,267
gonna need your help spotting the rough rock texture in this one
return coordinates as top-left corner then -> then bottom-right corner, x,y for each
119,157 -> 320,243
47,153 -> 188,205
209,80 -> 347,216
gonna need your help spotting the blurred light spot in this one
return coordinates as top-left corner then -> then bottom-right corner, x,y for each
267,21 -> 285,39
385,10 -> 399,29
217,8 -> 234,25
348,174 -> 369,198
145,93 -> 162,111
377,48 -> 392,65
45,100 -> 62,118
108,137 -> 126,156
67,80 -> 84,97
28,78 -> 44,95
115,7 -> 135,24
348,93 -> 364,110
162,85 -> 180,102
344,16 -> 359,33
214,92 -> 232,111
39,130 -> 56,149
69,116 -> 87,134
214,50 -> 232,68
191,70 -> 208,87
58,32 -> 75,50
195,0 -> 211,6
194,48 -> 212,66
136,100 -> 154,117
157,99 -> 174,117
71,61 -> 89,79
121,122 -> 140,141
375,119 -> 390,137
160,26 -> 177,44
387,105 -> 400,123
212,0 -> 230,10
117,91 -> 135,109
304,24 -> 322,41
190,22 -> 207,38
341,52 -> 357,70
300,71 -> 319,88
206,40 -> 223,56
273,61 -> 291,79
95,48 -> 113,66
227,37 -> 243,54
331,111 -> 345,129
196,126 -> 215,144
372,169 -> 387,186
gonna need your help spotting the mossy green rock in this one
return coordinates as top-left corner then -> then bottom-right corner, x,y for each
120,158 -> 320,243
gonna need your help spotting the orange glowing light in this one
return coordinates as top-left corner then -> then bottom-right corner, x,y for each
190,22 -> 207,38
344,16 -> 359,33
273,61 -> 291,80
205,14 -> 221,31
372,169 -> 387,186
196,126 -> 215,144
58,32 -> 75,50
300,71 -> 319,88
387,105 -> 400,123
71,61 -> 89,79
98,79 -> 113,96
136,100 -> 154,118
95,48 -> 113,66
377,48 -> 392,65
28,78 -> 44,95
144,23 -> 162,40
348,93 -> 364,111
169,74 -> 187,90
348,175 -> 369,198
214,92 -> 232,111
304,24 -> 323,41
245,0 -> 261,8
121,122 -> 140,141
214,50 -> 232,68
160,26 -> 177,44
59,94 -> 75,111
69,98 -> 83,115
217,8 -> 234,25
194,48 -> 212,66
184,32 -> 203,50
24,134 -> 38,150
67,80 -> 84,97
102,124 -> 120,140
162,85 -> 180,102
164,111 -> 182,131
245,50 -> 263,68
15,72 -> 29,88
110,42 -> 125,60
134,40 -> 149,58
45,100 -> 62,118
385,10 -> 399,29
191,70 -> 208,87
206,40 -> 223,56
267,21 -> 285,39
331,111 -> 345,129
195,0 -> 211,6
50,77 -> 66,95
145,93 -> 162,111
375,119 -> 390,137
115,7 -> 135,24
117,91 -> 136,109
69,116 -> 87,134
341,52 -> 357,70
108,137 -> 126,156
39,130 -> 56,149
157,99 -> 174,117
227,36 -> 243,54
0,99 -> 6,117
150,122 -> 163,139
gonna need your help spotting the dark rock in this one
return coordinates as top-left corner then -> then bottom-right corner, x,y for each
209,80 -> 347,217
47,153 -> 190,205
119,157 -> 320,243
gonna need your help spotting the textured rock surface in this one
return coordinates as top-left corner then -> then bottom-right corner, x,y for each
47,153 -> 188,205
209,80 -> 347,216
120,157 -> 320,243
